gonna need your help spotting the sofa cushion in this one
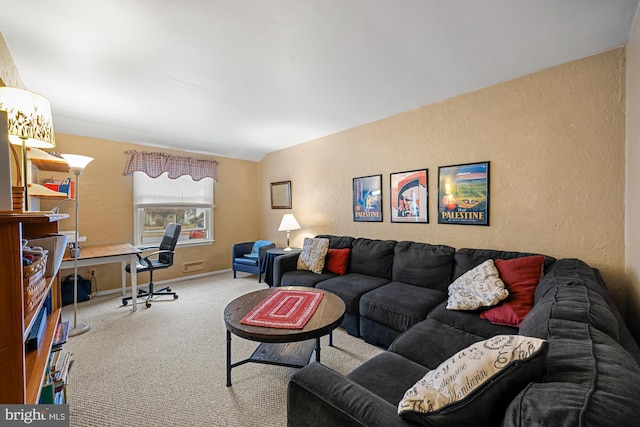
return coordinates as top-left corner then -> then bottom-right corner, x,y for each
453,248 -> 555,281
480,255 -> 544,327
391,241 -> 455,291
350,238 -> 397,279
297,237 -> 329,274
389,319 -> 486,369
428,301 -> 518,338
316,273 -> 389,314
398,335 -> 548,427
521,283 -> 620,342
280,269 -> 338,287
533,258 -> 610,304
347,351 -> 429,406
324,248 -> 350,275
446,259 -> 508,310
503,319 -> 640,427
359,282 -> 446,333
315,234 -> 354,249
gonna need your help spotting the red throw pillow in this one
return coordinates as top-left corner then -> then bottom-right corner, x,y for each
325,248 -> 350,275
479,255 -> 544,327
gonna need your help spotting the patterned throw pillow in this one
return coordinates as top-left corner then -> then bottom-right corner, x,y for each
446,259 -> 509,310
297,238 -> 329,274
398,335 -> 548,425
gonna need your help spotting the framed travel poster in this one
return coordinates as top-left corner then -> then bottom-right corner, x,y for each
438,162 -> 489,225
390,169 -> 428,223
353,175 -> 382,222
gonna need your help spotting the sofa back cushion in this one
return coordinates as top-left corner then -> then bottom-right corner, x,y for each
350,238 -> 397,279
520,259 -> 620,342
315,234 -> 354,249
453,248 -> 555,280
392,241 -> 455,291
503,319 -> 640,427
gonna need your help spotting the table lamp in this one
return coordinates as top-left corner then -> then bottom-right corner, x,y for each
60,153 -> 93,336
278,214 -> 301,251
0,87 -> 55,211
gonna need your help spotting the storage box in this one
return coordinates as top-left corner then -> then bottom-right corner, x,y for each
28,235 -> 70,277
43,179 -> 74,198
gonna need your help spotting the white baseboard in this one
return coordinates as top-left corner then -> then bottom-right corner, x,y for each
94,268 -> 233,297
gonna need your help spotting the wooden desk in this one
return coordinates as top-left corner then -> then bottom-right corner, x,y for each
61,243 -> 142,311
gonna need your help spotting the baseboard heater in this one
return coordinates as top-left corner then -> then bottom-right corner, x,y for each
182,260 -> 206,273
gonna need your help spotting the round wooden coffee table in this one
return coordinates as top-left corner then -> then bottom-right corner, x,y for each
224,286 -> 345,386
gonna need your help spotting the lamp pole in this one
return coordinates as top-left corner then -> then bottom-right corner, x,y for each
61,154 -> 93,337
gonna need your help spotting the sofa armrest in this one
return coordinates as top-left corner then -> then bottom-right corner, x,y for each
287,363 -> 412,427
273,252 -> 301,287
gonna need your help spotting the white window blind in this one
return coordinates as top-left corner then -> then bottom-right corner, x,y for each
133,172 -> 214,206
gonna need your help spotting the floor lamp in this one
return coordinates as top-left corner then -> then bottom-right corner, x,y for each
0,87 -> 56,211
60,153 -> 93,337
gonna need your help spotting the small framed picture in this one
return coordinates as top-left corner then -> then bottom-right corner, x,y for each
438,162 -> 490,225
353,175 -> 382,222
390,169 -> 428,223
270,181 -> 292,209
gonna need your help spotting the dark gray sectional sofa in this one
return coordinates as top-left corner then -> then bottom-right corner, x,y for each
273,235 -> 640,426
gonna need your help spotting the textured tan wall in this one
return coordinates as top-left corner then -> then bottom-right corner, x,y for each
626,13 -> 640,339
261,48 -> 627,308
38,134 -> 260,292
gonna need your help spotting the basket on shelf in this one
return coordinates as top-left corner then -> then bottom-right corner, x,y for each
23,252 -> 49,315
23,252 -> 48,279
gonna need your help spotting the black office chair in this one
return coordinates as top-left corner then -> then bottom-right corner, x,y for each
122,223 -> 181,308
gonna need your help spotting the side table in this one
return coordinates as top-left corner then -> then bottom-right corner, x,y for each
262,247 -> 301,287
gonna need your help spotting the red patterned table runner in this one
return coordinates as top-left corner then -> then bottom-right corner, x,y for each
240,289 -> 324,329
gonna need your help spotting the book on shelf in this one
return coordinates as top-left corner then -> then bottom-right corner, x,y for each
52,320 -> 70,350
48,348 -> 73,383
25,305 -> 47,351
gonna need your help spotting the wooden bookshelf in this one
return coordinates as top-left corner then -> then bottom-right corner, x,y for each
0,212 -> 67,404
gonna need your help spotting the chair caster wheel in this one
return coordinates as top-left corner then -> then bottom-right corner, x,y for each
166,287 -> 172,292
122,299 -> 128,306
145,301 -> 151,308
174,295 -> 178,299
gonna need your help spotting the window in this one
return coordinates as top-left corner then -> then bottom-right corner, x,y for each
133,171 -> 214,246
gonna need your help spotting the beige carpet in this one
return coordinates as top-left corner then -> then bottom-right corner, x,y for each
61,272 -> 383,427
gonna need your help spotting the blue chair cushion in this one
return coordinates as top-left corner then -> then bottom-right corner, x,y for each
234,257 -> 259,266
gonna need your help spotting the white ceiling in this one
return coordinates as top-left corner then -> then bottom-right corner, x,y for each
0,1 -> 638,161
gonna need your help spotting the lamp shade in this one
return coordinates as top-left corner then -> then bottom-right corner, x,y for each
61,154 -> 93,176
278,214 -> 301,232
0,87 -> 55,148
